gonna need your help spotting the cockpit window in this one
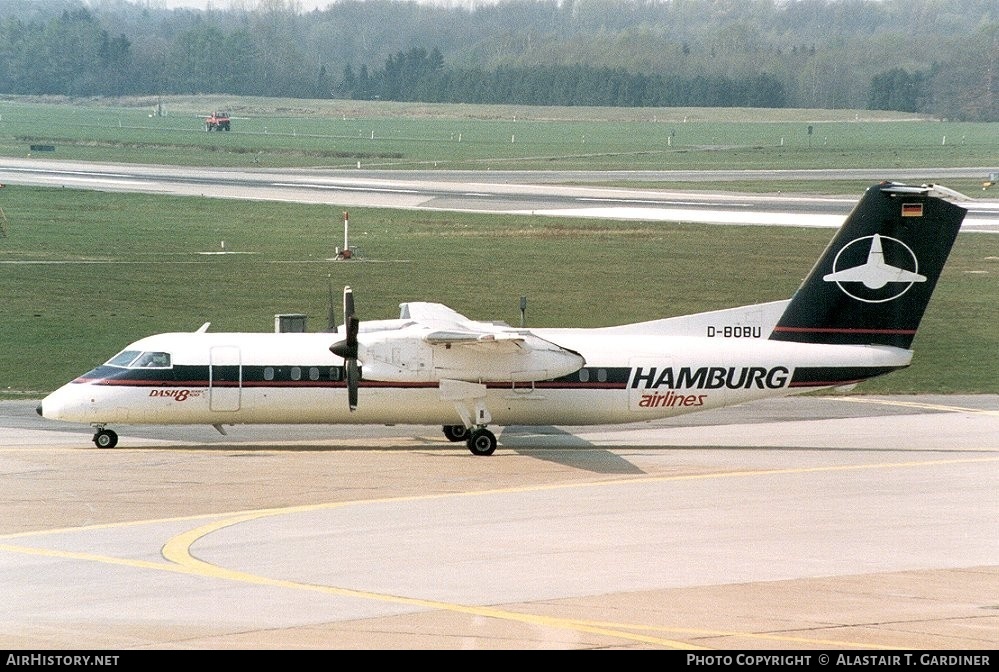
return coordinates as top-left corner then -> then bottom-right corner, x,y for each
104,350 -> 171,369
133,352 -> 172,368
105,350 -> 141,368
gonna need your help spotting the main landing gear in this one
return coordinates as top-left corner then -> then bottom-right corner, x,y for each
442,424 -> 498,456
466,427 -> 497,456
439,380 -> 499,456
92,426 -> 118,449
442,425 -> 468,442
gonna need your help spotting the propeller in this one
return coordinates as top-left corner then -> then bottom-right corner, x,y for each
329,286 -> 360,411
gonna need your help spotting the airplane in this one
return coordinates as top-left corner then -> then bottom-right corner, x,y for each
823,233 -> 927,289
37,181 -> 967,456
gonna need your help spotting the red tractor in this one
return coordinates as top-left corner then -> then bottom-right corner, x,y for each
204,111 -> 231,132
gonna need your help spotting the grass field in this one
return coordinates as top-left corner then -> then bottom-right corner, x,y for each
1,96 -> 996,396
2,96 -> 998,178
1,185 -> 996,396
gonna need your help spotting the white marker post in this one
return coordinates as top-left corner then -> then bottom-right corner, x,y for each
337,211 -> 352,259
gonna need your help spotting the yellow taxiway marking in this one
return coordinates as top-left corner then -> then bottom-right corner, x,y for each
5,456 -> 996,649
162,510 -> 703,649
828,395 -> 999,416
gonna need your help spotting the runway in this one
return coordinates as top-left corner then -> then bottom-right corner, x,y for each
2,158 -> 999,231
2,396 -> 997,649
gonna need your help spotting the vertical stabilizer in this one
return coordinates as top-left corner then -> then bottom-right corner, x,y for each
770,182 -> 966,348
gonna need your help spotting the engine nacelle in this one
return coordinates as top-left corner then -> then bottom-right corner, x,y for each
358,331 -> 584,383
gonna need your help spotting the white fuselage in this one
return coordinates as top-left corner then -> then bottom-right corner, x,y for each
39,328 -> 912,429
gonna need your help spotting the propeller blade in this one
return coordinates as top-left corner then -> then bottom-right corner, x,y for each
345,358 -> 359,411
330,285 -> 361,411
343,285 -> 355,322
330,286 -> 360,359
345,314 -> 358,345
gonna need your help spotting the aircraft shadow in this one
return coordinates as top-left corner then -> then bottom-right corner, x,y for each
498,426 -> 645,474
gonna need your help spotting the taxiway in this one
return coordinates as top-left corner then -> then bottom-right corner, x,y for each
2,396 -> 997,649
2,159 -> 996,649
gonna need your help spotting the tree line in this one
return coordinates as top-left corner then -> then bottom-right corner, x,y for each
342,47 -> 789,108
0,0 -> 996,120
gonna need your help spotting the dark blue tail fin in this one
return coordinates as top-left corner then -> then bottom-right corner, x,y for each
770,182 -> 966,349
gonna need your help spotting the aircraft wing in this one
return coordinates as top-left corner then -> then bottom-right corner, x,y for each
401,301 -> 571,354
400,301 -> 511,328
400,301 -> 469,324
358,301 -> 584,383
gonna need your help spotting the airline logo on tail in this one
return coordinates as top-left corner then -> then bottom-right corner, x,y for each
823,234 -> 926,303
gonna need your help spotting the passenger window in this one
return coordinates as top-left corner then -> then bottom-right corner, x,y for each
264,367 -> 274,381
597,369 -> 607,383
290,366 -> 301,381
309,367 -> 320,381
579,369 -> 590,383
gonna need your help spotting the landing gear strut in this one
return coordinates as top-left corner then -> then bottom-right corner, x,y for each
92,426 -> 118,449
438,380 -> 497,456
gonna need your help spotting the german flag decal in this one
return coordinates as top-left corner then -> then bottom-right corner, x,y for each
901,202 -> 924,217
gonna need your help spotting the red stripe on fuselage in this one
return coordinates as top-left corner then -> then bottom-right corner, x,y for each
772,326 -> 917,335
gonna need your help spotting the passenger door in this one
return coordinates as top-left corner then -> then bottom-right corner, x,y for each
209,346 -> 242,412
